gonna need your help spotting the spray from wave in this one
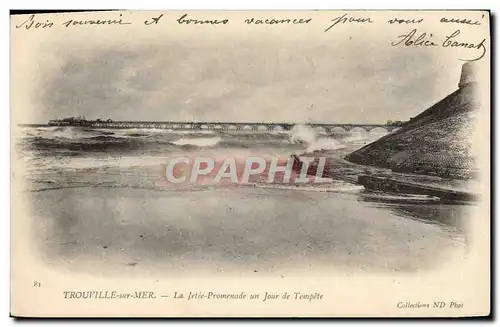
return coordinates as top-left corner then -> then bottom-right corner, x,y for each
289,125 -> 345,153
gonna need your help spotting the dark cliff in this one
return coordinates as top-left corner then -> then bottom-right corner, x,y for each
344,62 -> 480,180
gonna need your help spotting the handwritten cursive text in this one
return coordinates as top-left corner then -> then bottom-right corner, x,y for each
177,14 -> 229,25
61,14 -> 131,28
144,14 -> 164,26
388,18 -> 423,24
15,15 -> 54,29
440,16 -> 484,26
244,17 -> 312,25
324,13 -> 373,32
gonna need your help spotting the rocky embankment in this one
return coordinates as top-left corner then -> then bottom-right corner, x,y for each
345,62 -> 481,181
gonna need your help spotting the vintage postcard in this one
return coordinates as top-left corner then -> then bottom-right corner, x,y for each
10,10 -> 490,317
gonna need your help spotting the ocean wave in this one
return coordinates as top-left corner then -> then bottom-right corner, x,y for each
289,124 -> 346,153
87,135 -> 131,141
17,126 -> 376,172
31,126 -> 62,132
22,126 -> 122,141
171,137 -> 222,147
306,138 -> 346,152
20,136 -> 166,153
52,127 -> 96,140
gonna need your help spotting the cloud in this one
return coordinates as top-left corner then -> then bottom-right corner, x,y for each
38,38 -> 462,124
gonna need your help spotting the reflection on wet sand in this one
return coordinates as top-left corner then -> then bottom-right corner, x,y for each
357,191 -> 470,231
28,186 -> 468,276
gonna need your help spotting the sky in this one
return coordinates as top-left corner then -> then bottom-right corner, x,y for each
22,22 -> 465,124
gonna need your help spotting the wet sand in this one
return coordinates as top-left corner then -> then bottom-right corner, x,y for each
19,138 -> 472,277
27,184 -> 468,277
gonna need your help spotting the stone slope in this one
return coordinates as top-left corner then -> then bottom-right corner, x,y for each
345,64 -> 479,180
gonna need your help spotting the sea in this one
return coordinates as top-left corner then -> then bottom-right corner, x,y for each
17,124 -> 367,172
14,125 -> 470,276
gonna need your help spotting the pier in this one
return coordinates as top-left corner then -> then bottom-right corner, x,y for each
42,120 -> 398,133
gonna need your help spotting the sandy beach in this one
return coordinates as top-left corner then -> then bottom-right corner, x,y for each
15,126 -> 472,278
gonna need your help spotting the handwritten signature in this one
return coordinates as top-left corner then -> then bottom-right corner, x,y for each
391,29 -> 486,62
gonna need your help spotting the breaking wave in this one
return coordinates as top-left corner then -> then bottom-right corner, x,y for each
289,125 -> 345,153
17,125 -> 387,173
171,137 -> 222,147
